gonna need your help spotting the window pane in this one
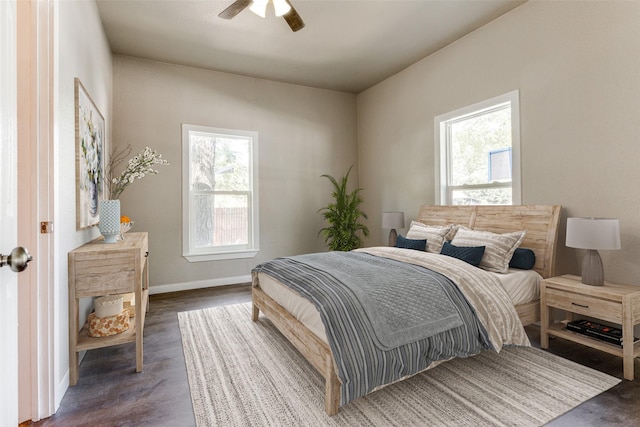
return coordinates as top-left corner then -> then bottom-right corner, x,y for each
449,107 -> 511,186
212,137 -> 250,192
190,133 -> 250,192
451,188 -> 512,205
193,194 -> 248,248
190,133 -> 216,191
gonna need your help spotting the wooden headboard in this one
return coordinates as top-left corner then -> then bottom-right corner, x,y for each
416,205 -> 561,279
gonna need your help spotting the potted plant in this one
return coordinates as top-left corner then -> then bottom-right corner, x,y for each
318,166 -> 369,251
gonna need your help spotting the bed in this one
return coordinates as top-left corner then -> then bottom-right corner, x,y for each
251,204 -> 561,415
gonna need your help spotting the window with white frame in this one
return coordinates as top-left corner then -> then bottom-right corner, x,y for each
182,124 -> 259,261
434,90 -> 521,205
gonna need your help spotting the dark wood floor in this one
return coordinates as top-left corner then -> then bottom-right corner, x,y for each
31,284 -> 640,426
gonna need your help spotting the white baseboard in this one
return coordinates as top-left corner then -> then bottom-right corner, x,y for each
53,351 -> 85,419
148,275 -> 252,295
54,370 -> 69,417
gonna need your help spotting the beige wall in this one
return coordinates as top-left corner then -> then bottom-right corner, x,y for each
357,1 -> 640,285
55,0 -> 112,408
112,56 -> 358,290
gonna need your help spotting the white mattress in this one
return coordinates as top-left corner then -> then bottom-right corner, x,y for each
257,267 -> 541,345
492,268 -> 542,306
259,272 -> 329,343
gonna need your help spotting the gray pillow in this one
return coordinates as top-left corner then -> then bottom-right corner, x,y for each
406,221 -> 456,253
451,228 -> 526,273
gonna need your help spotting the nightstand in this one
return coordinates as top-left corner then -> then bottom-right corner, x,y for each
540,274 -> 640,380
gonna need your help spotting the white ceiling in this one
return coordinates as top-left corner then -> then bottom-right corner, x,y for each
96,0 -> 525,94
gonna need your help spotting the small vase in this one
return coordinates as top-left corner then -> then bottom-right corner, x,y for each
98,200 -> 121,244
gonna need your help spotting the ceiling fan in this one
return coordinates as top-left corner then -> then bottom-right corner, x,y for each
219,0 -> 305,32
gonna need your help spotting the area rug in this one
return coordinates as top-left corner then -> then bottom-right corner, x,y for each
178,303 -> 620,427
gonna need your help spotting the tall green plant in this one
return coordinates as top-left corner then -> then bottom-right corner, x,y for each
318,166 -> 369,251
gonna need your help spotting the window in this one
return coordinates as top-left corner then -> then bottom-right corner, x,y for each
435,90 -> 521,205
182,124 -> 259,261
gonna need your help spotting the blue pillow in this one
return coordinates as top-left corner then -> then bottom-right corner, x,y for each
440,241 -> 485,267
395,235 -> 427,251
509,248 -> 536,270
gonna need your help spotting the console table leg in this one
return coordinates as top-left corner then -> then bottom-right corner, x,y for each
69,351 -> 78,386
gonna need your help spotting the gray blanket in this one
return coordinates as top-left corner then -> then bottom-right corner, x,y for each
253,251 -> 488,406
290,251 -> 463,349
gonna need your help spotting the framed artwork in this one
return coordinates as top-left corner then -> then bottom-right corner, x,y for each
75,78 -> 105,230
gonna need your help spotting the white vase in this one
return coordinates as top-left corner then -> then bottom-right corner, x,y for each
98,200 -> 121,243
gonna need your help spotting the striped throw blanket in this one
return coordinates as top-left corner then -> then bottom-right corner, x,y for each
253,250 -> 501,406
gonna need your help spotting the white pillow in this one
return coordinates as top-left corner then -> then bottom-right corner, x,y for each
451,228 -> 526,273
406,221 -> 457,253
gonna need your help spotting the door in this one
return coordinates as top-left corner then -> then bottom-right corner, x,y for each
0,0 -> 20,424
15,0 -> 55,422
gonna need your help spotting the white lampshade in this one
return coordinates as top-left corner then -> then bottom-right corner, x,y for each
566,218 -> 621,250
566,217 -> 620,286
382,212 -> 405,230
273,0 -> 291,16
249,0 -> 268,18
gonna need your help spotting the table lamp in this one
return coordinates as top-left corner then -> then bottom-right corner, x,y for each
382,212 -> 405,247
565,217 -> 621,286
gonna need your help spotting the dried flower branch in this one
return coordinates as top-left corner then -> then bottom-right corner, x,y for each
106,145 -> 169,199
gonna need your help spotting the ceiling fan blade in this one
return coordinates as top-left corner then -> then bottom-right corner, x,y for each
218,0 -> 252,19
283,0 -> 305,32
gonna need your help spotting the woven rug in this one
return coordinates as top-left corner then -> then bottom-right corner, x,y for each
178,303 -> 620,426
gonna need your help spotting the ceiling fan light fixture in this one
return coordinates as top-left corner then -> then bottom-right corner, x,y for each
273,0 -> 291,17
249,0 -> 268,18
219,0 -> 304,32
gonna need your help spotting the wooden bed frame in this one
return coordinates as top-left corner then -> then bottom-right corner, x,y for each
252,204 -> 561,415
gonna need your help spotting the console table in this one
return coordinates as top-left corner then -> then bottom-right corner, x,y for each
68,232 -> 149,385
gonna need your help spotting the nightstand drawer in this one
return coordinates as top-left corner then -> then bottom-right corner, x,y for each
545,288 -> 622,323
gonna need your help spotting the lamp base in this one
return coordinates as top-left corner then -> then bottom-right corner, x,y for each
581,249 -> 604,286
388,229 -> 398,247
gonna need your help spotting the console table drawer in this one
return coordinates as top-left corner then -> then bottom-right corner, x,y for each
545,288 -> 622,323
73,254 -> 136,296
74,270 -> 136,296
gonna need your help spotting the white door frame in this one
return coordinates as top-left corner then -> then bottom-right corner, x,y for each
17,0 -> 56,422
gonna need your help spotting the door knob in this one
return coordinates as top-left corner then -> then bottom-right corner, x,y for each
0,247 -> 33,272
